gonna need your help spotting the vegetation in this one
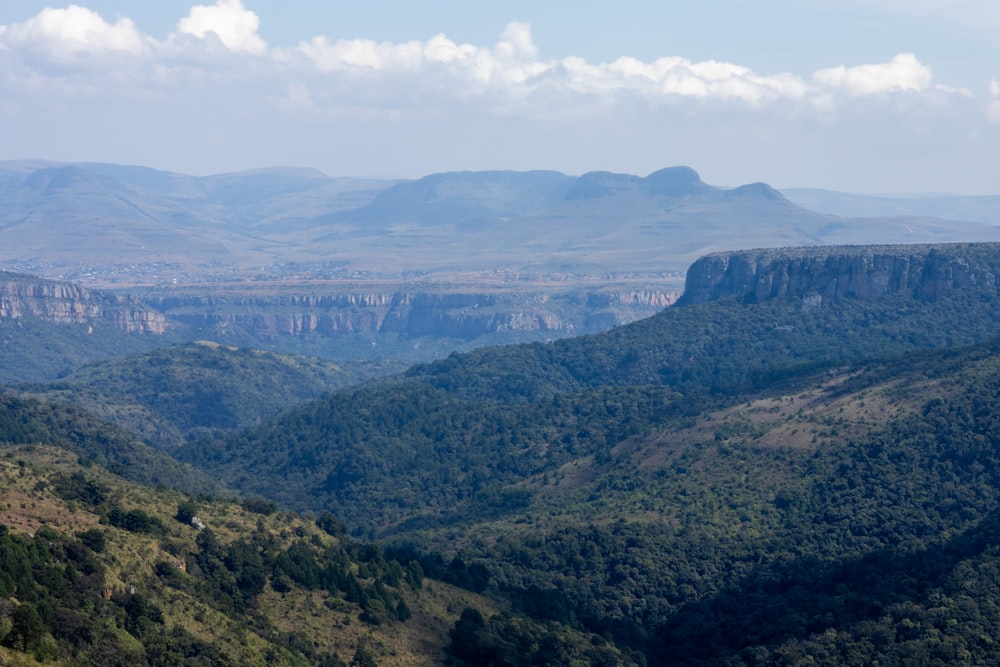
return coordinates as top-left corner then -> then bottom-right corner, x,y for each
16,342 -> 395,450
0,445 -> 620,665
11,244 -> 1000,663
171,280 -> 1000,662
178,287 -> 1000,531
0,394 -> 220,495
0,315 -> 165,384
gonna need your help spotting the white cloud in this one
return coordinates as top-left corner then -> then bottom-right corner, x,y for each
0,5 -> 986,125
812,53 -> 932,96
174,0 -> 266,55
558,55 -> 808,104
294,21 -> 542,86
0,4 -> 146,63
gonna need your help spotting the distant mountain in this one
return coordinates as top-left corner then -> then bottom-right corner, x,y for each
2,160 -> 998,284
782,187 -> 1000,224
0,160 -> 394,281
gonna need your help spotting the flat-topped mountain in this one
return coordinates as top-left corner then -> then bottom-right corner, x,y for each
680,242 -> 1000,305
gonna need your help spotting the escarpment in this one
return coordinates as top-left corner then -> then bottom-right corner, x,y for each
0,272 -> 167,334
145,288 -> 679,340
679,243 -> 1000,306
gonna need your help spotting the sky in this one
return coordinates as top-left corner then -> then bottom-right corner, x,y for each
1,1 -> 998,193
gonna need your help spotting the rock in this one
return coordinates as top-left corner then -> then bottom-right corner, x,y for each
678,243 -> 1000,305
0,272 -> 166,333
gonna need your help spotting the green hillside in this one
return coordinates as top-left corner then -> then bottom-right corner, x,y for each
17,342 -> 397,450
180,284 -> 1000,529
188,334 -> 1000,664
166,256 -> 1000,663
0,444 -> 628,666
0,316 -> 170,385
12,243 -> 1000,663
0,394 -> 219,496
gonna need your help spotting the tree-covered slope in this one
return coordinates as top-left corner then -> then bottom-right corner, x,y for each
0,445 -> 631,666
16,342 -> 393,450
0,315 -> 171,384
0,394 -> 220,496
169,243 -> 1000,663
181,270 -> 1000,530
180,327 -> 1000,664
417,338 -> 1000,663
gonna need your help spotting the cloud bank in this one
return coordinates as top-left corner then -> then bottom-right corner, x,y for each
0,1 -> 980,113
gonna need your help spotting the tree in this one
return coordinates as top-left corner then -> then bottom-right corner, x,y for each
175,500 -> 198,525
8,603 -> 45,652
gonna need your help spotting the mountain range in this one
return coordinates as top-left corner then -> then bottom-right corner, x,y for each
2,161 -> 998,285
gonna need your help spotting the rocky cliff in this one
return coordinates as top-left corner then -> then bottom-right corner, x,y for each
678,243 -> 1000,306
0,272 -> 167,334
142,287 -> 679,341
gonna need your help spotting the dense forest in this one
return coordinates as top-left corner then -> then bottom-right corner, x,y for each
16,342 -> 398,451
171,263 -> 1000,663
178,286 -> 1000,529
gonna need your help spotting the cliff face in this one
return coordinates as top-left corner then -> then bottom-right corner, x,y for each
145,288 -> 679,341
679,243 -> 1000,306
0,273 -> 167,334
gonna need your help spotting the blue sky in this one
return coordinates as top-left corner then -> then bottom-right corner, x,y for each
1,1 -> 998,193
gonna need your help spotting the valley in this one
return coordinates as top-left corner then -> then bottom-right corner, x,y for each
3,161 -> 1000,664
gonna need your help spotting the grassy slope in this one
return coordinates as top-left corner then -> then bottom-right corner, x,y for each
0,445 -> 504,666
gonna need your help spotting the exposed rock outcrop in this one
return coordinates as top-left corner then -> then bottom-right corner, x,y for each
0,272 -> 167,333
678,243 -> 1000,306
144,287 -> 679,341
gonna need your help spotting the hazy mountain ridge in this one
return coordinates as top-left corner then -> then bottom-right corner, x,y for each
783,187 -> 1000,224
2,160 -> 998,285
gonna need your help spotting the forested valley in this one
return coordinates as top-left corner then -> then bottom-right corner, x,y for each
6,243 -> 1000,664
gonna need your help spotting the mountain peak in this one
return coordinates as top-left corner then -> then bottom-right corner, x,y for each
723,181 -> 787,202
642,166 -> 711,197
563,171 -> 642,199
